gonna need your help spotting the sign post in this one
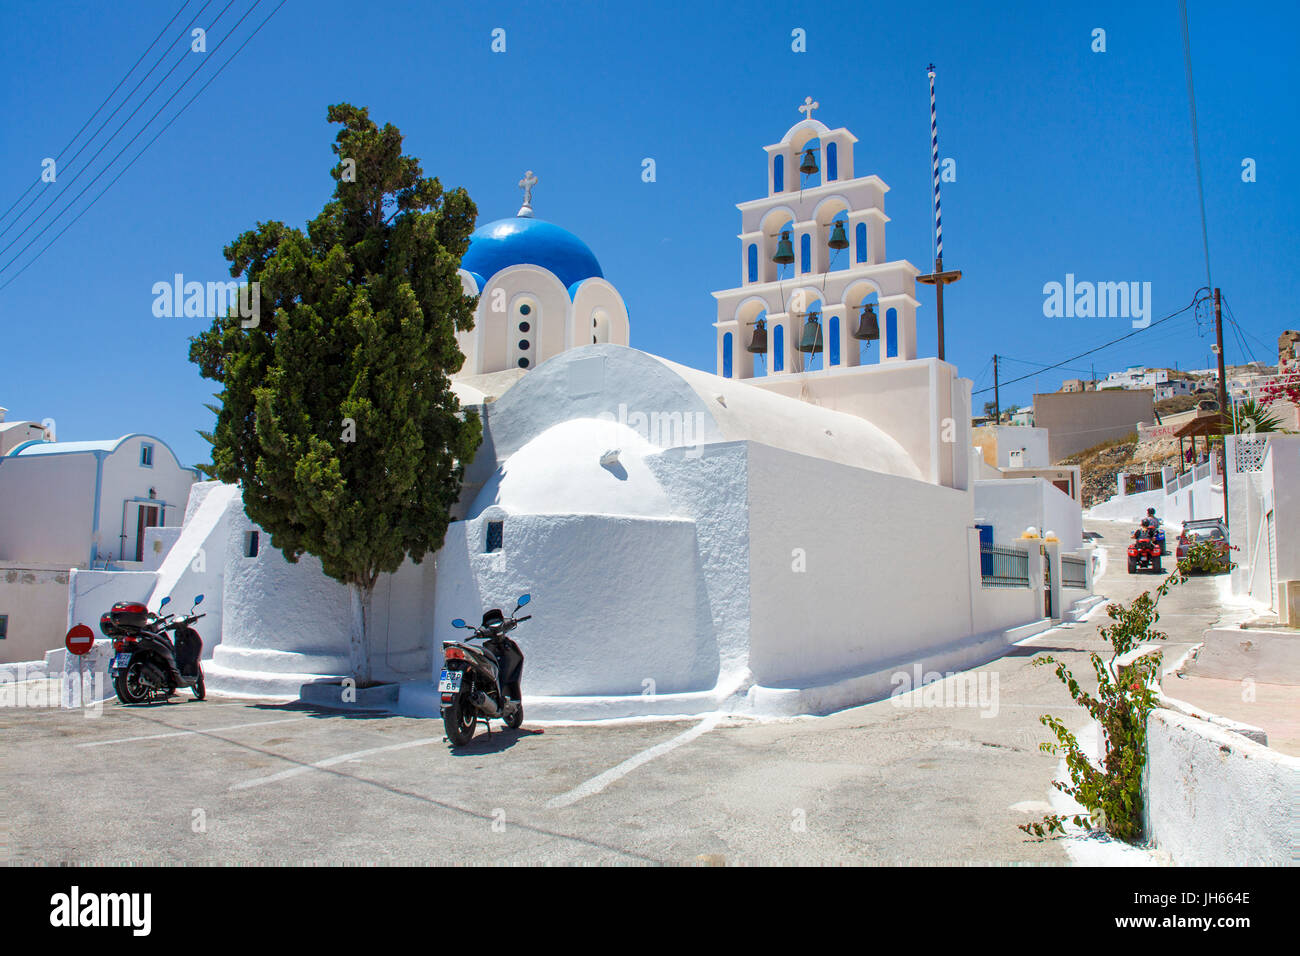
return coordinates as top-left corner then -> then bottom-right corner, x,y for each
65,624 -> 94,709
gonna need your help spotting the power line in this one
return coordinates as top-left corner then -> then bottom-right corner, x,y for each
1220,294 -> 1266,367
978,314 -> 1202,393
1225,310 -> 1254,367
996,355 -> 1097,378
0,0 -> 231,268
1179,0 -> 1214,290
0,0 -> 288,292
0,0 -> 270,284
0,1 -> 216,247
0,0 -> 196,231
971,290 -> 1210,396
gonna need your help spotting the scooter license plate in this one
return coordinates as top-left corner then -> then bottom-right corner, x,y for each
112,653 -> 132,669
438,669 -> 463,693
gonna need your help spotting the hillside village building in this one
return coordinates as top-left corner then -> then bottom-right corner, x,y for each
0,431 -> 195,663
8,104 -> 1100,715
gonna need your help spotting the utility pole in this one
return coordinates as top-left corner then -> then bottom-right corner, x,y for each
1214,287 -> 1230,527
916,64 -> 961,361
993,353 -> 1000,423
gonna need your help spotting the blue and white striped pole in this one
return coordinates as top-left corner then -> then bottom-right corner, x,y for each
928,63 -> 942,266
917,63 -> 961,362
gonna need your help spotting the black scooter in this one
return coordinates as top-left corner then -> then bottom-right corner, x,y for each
105,594 -> 207,705
439,594 -> 531,746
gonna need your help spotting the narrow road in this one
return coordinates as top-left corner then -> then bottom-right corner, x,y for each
3,520 -> 1238,865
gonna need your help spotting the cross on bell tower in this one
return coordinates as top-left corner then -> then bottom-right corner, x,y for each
517,170 -> 539,218
798,96 -> 819,121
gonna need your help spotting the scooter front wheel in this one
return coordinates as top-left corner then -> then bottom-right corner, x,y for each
443,694 -> 477,746
192,669 -> 206,701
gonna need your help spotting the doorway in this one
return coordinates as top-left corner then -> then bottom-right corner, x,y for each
135,504 -> 160,562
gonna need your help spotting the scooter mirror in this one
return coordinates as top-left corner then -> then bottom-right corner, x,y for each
193,594 -> 204,606
451,619 -> 466,629
517,594 -> 531,607
160,596 -> 171,609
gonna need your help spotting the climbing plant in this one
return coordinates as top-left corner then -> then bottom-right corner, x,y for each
1020,540 -> 1233,842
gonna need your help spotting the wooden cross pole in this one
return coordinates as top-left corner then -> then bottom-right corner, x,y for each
917,258 -> 962,362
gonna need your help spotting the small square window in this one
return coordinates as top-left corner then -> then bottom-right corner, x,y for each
486,521 -> 503,553
0,614 -> 7,639
140,443 -> 154,467
244,530 -> 260,558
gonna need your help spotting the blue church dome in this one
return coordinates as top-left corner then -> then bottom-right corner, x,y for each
462,217 -> 604,289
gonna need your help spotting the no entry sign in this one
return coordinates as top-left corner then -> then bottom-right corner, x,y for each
65,624 -> 95,656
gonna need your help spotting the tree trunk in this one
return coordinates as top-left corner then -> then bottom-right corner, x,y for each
348,581 -> 372,686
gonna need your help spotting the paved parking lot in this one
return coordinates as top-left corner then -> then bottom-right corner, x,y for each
2,523 -> 1235,866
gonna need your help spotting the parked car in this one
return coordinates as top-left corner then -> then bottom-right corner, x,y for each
1175,518 -> 1231,572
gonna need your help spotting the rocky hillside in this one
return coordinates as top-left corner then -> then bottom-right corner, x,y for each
1059,434 -> 1183,507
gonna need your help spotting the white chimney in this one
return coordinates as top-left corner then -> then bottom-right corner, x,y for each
0,406 -> 7,422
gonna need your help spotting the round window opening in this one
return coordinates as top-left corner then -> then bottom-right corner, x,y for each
518,321 -> 530,333
519,303 -> 532,316
518,339 -> 530,350
517,357 -> 529,368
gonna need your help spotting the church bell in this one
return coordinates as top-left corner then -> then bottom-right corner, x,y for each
828,220 -> 849,251
747,318 -> 768,353
797,311 -> 823,353
853,302 -> 880,341
772,231 -> 795,265
799,147 -> 819,176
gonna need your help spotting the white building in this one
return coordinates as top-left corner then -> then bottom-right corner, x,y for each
1226,434 -> 1300,621
0,433 -> 196,663
0,407 -> 50,456
1105,366 -> 1169,390
53,104 -> 1095,718
1155,380 -> 1194,400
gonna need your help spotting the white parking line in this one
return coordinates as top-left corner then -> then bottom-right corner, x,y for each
78,716 -> 313,748
230,737 -> 439,791
546,714 -> 720,809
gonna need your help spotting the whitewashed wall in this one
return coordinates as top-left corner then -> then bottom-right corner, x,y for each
975,477 -> 1084,552
0,566 -> 71,664
65,569 -> 157,640
208,504 -> 353,693
745,443 -> 976,687
208,498 -> 436,693
1144,707 -> 1299,865
142,481 -> 238,659
0,453 -> 97,565
432,512 -> 713,696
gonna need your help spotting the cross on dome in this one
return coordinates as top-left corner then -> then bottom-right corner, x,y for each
517,170 -> 539,217
798,97 -> 819,120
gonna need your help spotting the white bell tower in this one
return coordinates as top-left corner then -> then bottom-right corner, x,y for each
712,99 -> 921,381
707,100 -> 972,494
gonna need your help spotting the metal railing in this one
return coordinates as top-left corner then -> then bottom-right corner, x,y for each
1122,472 -> 1164,495
1061,554 -> 1087,589
981,544 -> 1030,588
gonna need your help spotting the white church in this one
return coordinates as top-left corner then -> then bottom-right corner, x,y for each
46,102 -> 1096,717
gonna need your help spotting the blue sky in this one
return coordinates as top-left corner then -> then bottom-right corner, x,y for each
1,0 -> 1295,467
